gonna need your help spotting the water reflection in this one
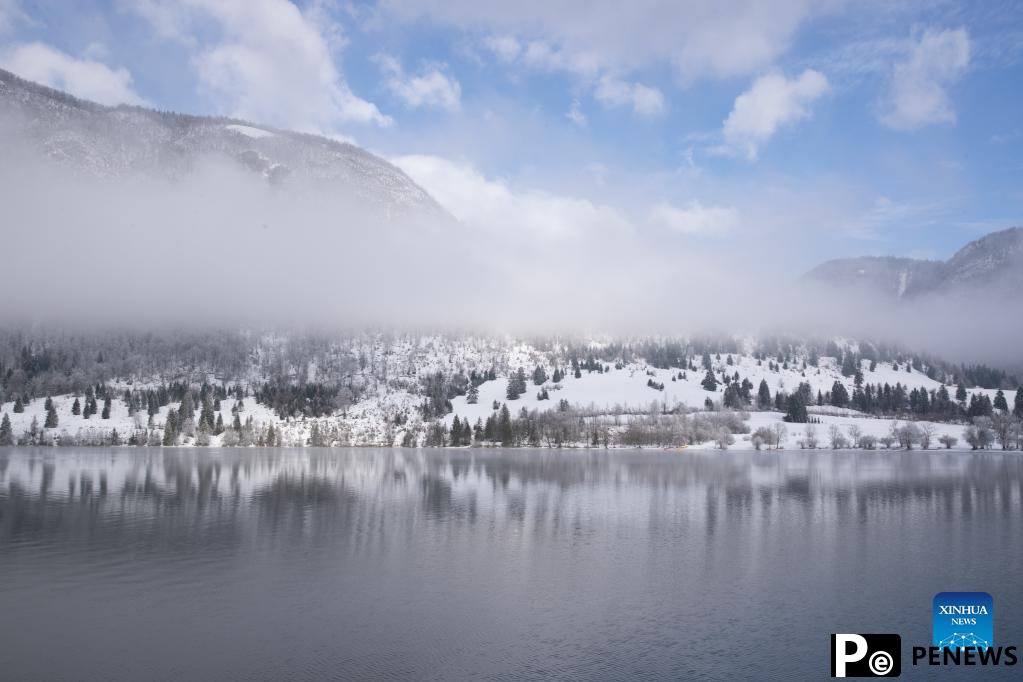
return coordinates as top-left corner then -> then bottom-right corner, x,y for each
1,447 -> 1021,681
2,447 -> 1020,551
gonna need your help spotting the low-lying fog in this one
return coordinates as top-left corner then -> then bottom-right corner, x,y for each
1,128 -> 1020,368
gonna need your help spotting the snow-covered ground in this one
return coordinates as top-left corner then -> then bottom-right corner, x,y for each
1,346 -> 1015,450
225,124 -> 275,139
446,354 -> 1012,423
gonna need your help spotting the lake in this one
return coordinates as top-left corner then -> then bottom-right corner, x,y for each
1,447 -> 1021,680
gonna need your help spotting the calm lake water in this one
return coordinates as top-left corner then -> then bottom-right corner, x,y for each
1,447 -> 1021,680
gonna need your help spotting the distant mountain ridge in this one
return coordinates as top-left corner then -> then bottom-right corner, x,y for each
0,68 -> 448,220
804,227 -> 1023,299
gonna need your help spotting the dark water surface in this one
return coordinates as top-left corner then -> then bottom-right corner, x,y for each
1,447 -> 1021,680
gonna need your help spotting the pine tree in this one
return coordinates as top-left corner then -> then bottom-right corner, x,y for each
180,393 -> 195,421
1015,388 -> 1023,418
784,393 -> 809,423
498,404 -> 514,446
701,370 -> 718,392
466,384 -> 479,404
993,390 -> 1008,412
102,397 -> 111,419
13,397 -> 24,413
163,409 -> 179,446
506,367 -> 528,400
722,384 -> 743,409
955,383 -> 967,404
72,397 -> 81,416
0,413 -> 12,446
215,413 -> 225,435
506,377 -> 519,401
309,421 -> 323,447
532,366 -> 548,385
451,416 -> 463,446
830,381 -> 850,408
199,398 -> 214,431
44,402 -> 58,428
756,380 -> 771,410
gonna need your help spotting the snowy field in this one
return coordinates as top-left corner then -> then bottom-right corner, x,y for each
1,349 -> 1015,450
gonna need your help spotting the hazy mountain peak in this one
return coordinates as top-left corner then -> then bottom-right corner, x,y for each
804,227 -> 1023,299
0,68 -> 449,220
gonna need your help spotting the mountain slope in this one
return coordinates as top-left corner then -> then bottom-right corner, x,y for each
802,256 -> 944,299
804,227 -> 1023,299
0,68 -> 448,219
937,226 -> 1023,293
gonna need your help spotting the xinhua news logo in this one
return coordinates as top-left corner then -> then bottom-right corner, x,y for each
831,634 -> 901,677
932,591 -> 993,650
909,591 -> 1018,667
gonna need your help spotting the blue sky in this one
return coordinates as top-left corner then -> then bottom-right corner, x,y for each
2,0 -> 1022,268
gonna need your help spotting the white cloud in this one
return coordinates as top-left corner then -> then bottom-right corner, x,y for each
383,1 -> 822,81
1,42 -> 147,106
130,0 -> 390,131
878,27 -> 970,131
375,54 -> 461,112
392,154 -> 630,240
483,35 -> 522,62
566,99 -> 587,127
721,69 -> 829,160
483,37 -> 662,118
594,76 -> 666,117
517,40 -> 603,78
842,195 -> 946,239
0,0 -> 26,35
649,200 -> 739,237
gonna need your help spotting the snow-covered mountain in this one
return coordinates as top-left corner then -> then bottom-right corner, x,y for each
0,68 -> 448,220
804,227 -> 1023,299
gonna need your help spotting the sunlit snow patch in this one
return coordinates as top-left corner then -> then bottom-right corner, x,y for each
226,124 -> 275,139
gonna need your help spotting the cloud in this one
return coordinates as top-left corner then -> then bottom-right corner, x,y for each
130,0 -> 390,131
482,37 -> 663,118
516,39 -> 603,78
878,27 -> 970,130
566,99 -> 587,127
721,69 -> 829,160
841,195 -> 946,240
0,0 -> 26,35
483,35 -> 522,62
383,1 -> 822,81
1,42 -> 147,106
648,200 -> 739,237
392,154 -> 632,241
375,54 -> 461,112
594,76 -> 666,117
